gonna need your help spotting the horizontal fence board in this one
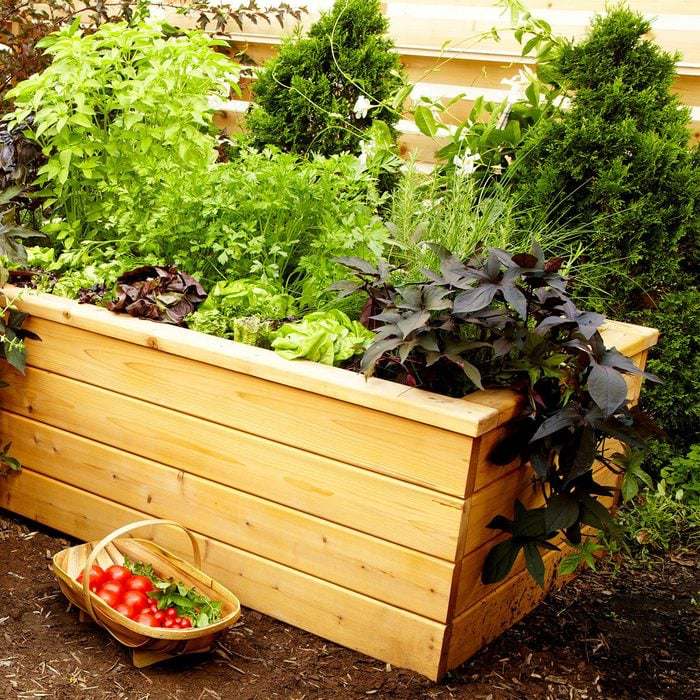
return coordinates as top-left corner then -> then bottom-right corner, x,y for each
1,365 -> 464,561
17,314 -> 476,495
0,468 -> 446,679
1,411 -> 455,621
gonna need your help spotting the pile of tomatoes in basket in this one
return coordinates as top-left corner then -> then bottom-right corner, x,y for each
76,564 -> 192,629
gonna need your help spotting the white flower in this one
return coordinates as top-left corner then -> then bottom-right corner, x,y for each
357,138 -> 376,168
501,72 -> 527,104
353,95 -> 373,120
144,4 -> 167,24
453,149 -> 481,176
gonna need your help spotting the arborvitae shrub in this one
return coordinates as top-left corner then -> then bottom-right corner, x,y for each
633,289 -> 700,456
247,0 -> 404,156
512,7 -> 700,313
510,7 -> 700,450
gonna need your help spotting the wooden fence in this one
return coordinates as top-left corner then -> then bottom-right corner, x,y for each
170,0 -> 700,161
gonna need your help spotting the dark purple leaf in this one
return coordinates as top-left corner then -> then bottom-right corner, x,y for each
501,283 -> 528,320
397,310 -> 430,338
587,363 -> 628,417
481,538 -> 522,584
453,284 -> 498,314
530,405 -> 583,442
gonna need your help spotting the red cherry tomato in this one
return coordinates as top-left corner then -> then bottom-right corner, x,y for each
135,612 -> 160,628
124,575 -> 154,594
96,588 -> 121,608
163,618 -> 174,628
123,591 -> 149,611
174,617 -> 183,626
99,580 -> 124,602
179,618 -> 192,629
76,565 -> 106,589
154,610 -> 166,622
104,565 -> 132,584
165,607 -> 177,618
114,603 -> 137,619
149,599 -> 158,611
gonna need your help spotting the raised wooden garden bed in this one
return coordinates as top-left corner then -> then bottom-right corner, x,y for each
0,288 -> 658,679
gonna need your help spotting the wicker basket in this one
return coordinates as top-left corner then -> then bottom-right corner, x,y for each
51,519 -> 241,667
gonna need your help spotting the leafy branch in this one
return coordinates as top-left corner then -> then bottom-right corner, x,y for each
334,240 -> 660,586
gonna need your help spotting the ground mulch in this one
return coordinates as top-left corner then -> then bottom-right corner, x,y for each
0,510 -> 697,700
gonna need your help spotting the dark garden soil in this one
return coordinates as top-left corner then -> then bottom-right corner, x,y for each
0,511 -> 697,700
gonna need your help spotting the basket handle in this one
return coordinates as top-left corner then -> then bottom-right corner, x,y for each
82,519 -> 201,625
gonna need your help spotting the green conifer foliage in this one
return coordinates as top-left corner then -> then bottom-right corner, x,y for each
511,7 -> 700,450
513,7 -> 699,311
246,0 -> 405,156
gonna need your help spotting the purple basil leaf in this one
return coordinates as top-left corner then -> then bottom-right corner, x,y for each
453,284 -> 498,314
530,405 -> 583,442
397,310 -> 430,338
587,363 -> 629,417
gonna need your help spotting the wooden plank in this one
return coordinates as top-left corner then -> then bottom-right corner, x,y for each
0,468 -> 446,679
599,320 -> 659,357
463,457 -> 621,557
394,0 -> 695,12
16,317 -> 474,497
2,411 -> 455,621
0,367 -> 465,560
445,543 -> 574,672
5,288 -> 501,439
455,468 -> 619,616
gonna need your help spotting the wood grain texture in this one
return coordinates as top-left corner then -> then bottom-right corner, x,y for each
5,289 -> 500,439
0,468 -> 447,679
445,544 -> 575,671
18,316 -> 475,496
4,411 -> 456,621
0,368 -> 464,561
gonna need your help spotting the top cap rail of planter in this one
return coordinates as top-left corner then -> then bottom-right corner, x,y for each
2,287 -> 659,438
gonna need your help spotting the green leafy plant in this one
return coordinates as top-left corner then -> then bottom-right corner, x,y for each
385,163 -> 611,297
335,241 -> 658,586
247,0 -> 405,156
632,289 -> 700,457
0,0 -> 303,106
660,445 -> 700,506
6,20 -> 241,249
270,309 -> 374,366
511,8 -> 699,312
133,148 -> 388,306
614,482 -> 700,554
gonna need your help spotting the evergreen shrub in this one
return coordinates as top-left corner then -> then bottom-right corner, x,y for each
247,0 -> 405,156
510,7 -> 700,448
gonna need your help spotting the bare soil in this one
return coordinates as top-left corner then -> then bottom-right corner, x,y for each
0,510 -> 697,700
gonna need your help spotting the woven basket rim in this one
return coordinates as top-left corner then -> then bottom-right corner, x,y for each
52,536 -> 241,641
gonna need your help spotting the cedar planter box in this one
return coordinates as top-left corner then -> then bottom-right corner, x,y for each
0,288 -> 658,679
